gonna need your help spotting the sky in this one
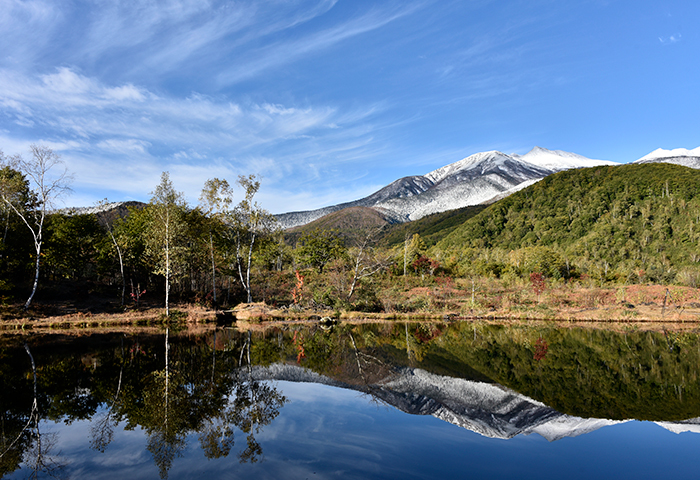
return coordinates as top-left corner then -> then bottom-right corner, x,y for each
1,0 -> 698,213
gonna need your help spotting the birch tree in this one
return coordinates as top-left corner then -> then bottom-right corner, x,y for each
199,178 -> 234,306
0,145 -> 71,309
97,200 -> 126,306
347,227 -> 392,300
147,172 -> 187,317
231,175 -> 277,303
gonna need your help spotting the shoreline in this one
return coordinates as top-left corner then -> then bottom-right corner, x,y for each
2,300 -> 699,334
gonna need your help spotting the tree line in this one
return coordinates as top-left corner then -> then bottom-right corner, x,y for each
0,146 -> 288,313
3,145 -> 700,317
0,145 -> 404,314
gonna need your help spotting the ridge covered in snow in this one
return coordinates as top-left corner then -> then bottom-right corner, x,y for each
277,146 -> 617,228
245,363 -> 695,442
633,146 -> 700,169
636,146 -> 700,162
514,146 -> 616,171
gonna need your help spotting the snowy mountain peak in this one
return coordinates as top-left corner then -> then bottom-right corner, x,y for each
636,146 -> 700,162
424,150 -> 511,184
633,146 -> 700,169
514,146 -> 617,171
277,146 -> 619,229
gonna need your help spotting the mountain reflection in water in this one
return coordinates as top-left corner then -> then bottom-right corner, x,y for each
1,322 -> 699,479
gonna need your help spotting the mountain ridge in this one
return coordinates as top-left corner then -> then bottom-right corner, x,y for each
633,146 -> 700,169
276,146 -> 617,229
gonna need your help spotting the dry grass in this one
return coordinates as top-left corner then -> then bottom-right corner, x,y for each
0,302 -> 217,333
2,281 -> 699,334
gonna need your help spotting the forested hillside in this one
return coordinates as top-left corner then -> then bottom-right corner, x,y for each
435,163 -> 700,283
284,204 -> 487,248
379,205 -> 487,248
284,206 -> 391,246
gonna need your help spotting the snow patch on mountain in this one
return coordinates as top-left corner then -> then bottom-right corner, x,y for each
656,417 -> 700,434
424,151 -> 511,183
480,178 -> 542,205
529,416 -> 626,442
376,173 -> 520,222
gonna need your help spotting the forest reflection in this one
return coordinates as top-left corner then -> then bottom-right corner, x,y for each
1,322 -> 700,477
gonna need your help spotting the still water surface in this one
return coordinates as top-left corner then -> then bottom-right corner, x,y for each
1,322 -> 699,479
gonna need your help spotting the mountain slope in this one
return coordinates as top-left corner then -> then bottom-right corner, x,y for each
374,151 -> 554,222
284,206 -> 393,245
277,147 -> 616,229
283,203 -> 487,248
434,163 -> 700,279
275,175 -> 436,228
379,204 -> 487,247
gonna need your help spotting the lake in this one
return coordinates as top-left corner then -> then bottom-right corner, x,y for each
1,321 -> 699,479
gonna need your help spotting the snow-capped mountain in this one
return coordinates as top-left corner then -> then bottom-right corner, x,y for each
633,146 -> 700,169
513,146 -> 616,170
58,200 -> 145,216
277,147 -> 617,229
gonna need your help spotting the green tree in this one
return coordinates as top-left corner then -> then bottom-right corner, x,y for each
406,233 -> 426,273
111,205 -> 151,303
43,213 -> 104,281
0,163 -> 33,292
297,228 -> 346,274
146,172 -> 187,316
95,200 -> 127,305
0,145 -> 71,308
199,178 -> 234,305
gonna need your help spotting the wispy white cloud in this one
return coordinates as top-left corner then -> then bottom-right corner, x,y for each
0,67 -> 389,210
658,34 -> 681,45
0,67 -> 333,145
96,138 -> 151,154
216,2 -> 426,85
0,0 -> 63,66
1,0 -> 348,83
0,0 -> 436,211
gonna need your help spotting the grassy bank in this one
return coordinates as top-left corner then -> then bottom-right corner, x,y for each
2,281 -> 699,334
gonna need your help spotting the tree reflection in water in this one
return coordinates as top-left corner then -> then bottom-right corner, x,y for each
2,323 -> 700,477
142,328 -> 286,477
0,329 -> 289,479
143,328 -> 187,479
198,332 -> 287,464
2,344 -> 68,479
89,337 -> 125,453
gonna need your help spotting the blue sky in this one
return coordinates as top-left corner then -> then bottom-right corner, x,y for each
1,0 -> 698,213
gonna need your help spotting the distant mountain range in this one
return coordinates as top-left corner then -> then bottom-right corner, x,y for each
277,147 -> 617,229
277,145 -> 700,229
63,146 -> 700,232
633,146 -> 700,168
